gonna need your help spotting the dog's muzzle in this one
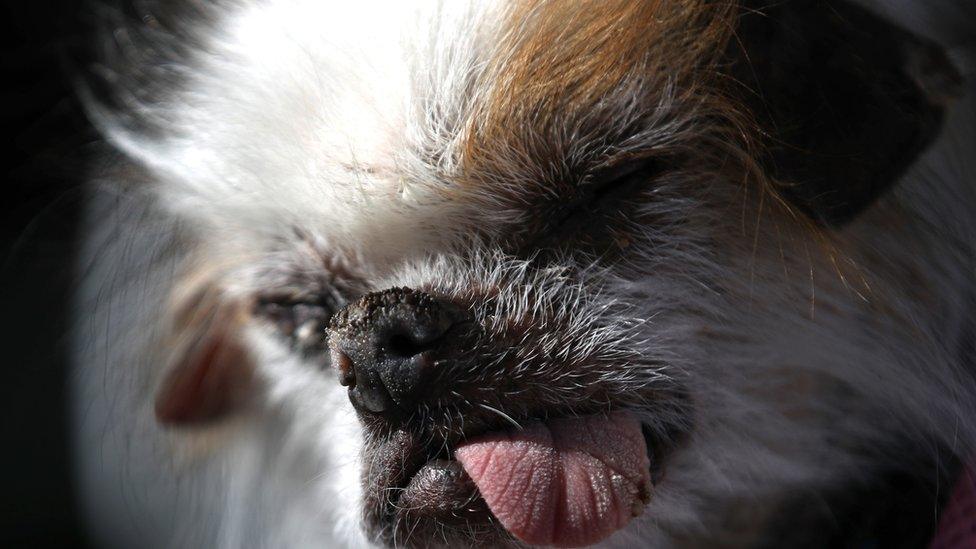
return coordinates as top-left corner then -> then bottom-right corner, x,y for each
326,287 -> 667,548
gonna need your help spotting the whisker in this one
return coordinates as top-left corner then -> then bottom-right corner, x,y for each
475,402 -> 523,431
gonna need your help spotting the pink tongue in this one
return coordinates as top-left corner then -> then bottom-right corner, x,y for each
455,411 -> 651,547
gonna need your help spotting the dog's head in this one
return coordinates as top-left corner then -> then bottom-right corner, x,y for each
96,0 -> 971,546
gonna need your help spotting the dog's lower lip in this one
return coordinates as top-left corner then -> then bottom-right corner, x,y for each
398,459 -> 492,524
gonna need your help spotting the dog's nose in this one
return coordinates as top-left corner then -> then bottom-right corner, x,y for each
327,287 -> 459,418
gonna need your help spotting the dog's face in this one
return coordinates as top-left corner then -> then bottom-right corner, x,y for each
85,0 -> 968,547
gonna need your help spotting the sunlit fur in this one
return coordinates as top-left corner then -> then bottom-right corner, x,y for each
74,1 -> 976,547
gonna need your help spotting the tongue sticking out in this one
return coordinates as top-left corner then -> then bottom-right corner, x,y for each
455,411 -> 652,548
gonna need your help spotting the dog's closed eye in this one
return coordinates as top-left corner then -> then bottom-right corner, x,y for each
254,292 -> 334,353
519,156 -> 667,256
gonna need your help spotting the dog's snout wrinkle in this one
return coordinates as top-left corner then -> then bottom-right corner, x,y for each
328,287 -> 467,419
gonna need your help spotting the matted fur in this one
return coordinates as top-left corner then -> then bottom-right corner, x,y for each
74,1 -> 976,547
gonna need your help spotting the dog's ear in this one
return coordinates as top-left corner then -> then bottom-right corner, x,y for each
732,0 -> 963,225
155,293 -> 256,426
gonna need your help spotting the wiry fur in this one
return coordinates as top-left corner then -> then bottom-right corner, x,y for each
74,1 -> 976,547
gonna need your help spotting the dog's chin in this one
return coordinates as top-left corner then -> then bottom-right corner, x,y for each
361,410 -> 681,548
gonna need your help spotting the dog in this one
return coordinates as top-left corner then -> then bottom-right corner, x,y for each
73,1 -> 976,547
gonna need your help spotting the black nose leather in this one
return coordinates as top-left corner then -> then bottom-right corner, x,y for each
327,287 -> 457,418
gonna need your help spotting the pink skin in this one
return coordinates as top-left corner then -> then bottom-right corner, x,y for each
455,411 -> 652,547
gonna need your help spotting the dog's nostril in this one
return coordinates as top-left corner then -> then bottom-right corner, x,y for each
386,331 -> 438,358
327,287 -> 463,419
333,350 -> 356,388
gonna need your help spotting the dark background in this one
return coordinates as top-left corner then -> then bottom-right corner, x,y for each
1,1 -> 94,546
